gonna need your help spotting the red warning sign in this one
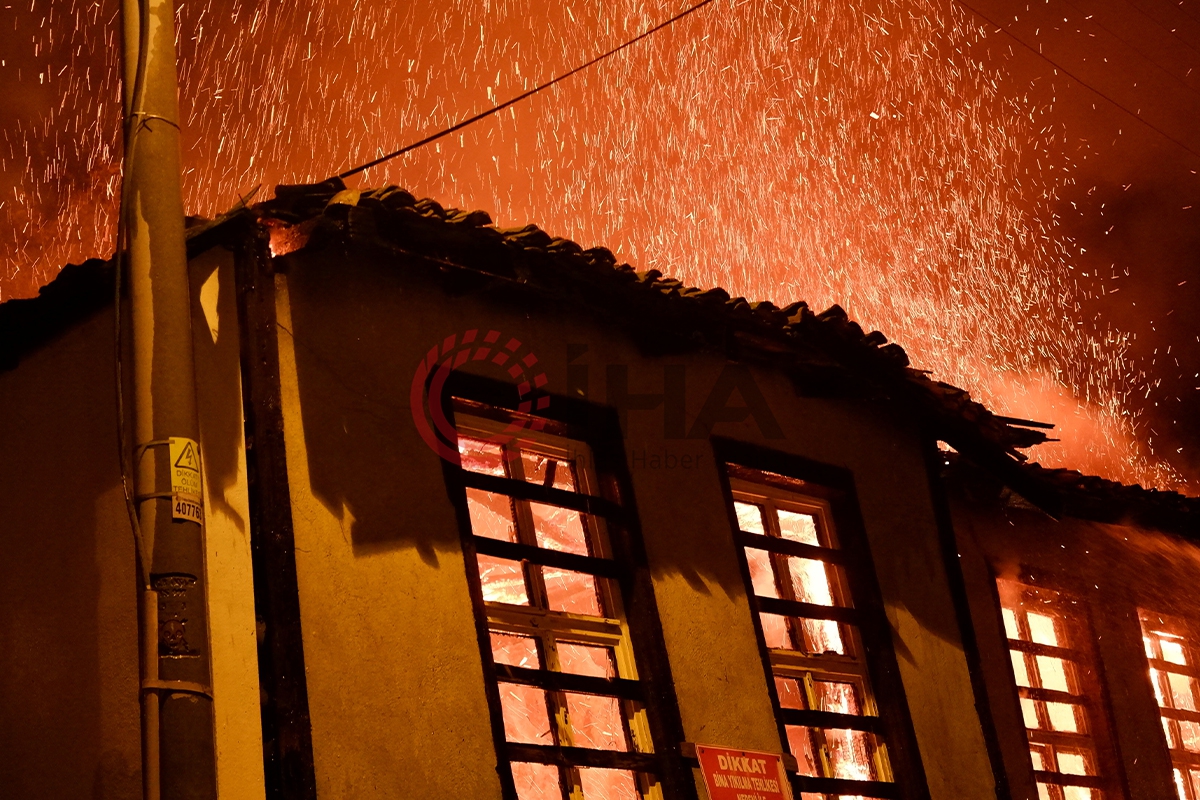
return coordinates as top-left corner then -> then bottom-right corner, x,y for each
696,744 -> 792,800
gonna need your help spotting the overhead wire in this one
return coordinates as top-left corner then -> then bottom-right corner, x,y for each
336,0 -> 716,180
1151,0 -> 1200,28
953,0 -> 1200,161
1116,0 -> 1200,58
115,0 -> 154,590
1055,0 -> 1200,101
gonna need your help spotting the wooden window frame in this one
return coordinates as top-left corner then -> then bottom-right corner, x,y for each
442,373 -> 695,800
1139,609 -> 1200,797
712,439 -> 929,800
996,579 -> 1126,799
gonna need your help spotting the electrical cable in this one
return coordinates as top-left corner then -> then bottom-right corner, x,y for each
1116,0 -> 1200,59
953,0 -> 1200,162
336,0 -> 716,180
115,0 -> 155,590
1056,0 -> 1200,102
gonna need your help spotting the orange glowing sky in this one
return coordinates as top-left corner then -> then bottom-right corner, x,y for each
1,0 -> 1197,490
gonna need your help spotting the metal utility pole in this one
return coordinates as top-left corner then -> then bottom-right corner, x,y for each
120,0 -> 217,795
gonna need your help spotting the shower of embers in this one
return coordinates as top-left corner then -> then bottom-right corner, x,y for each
0,0 -> 1189,490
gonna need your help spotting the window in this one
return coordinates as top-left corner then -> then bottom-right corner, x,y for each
452,401 -> 666,800
1140,610 -> 1200,799
726,464 -> 900,800
998,580 -> 1119,800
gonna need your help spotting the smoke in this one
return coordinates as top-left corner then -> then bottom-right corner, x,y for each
0,0 -> 1189,490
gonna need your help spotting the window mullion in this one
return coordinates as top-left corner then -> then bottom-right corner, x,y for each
564,766 -> 584,800
512,498 -> 551,610
459,410 -> 683,800
764,504 -> 807,655
550,687 -> 574,748
1016,611 -> 1055,737
798,626 -> 838,780
731,474 -> 899,794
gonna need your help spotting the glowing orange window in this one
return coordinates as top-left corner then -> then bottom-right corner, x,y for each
454,404 -> 662,800
1140,611 -> 1200,799
998,581 -> 1120,800
728,466 -> 896,800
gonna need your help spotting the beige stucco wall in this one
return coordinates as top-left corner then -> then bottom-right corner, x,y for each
0,303 -> 142,799
191,247 -> 267,800
276,245 -> 998,800
275,272 -> 505,799
0,248 -> 264,799
950,482 -> 1196,800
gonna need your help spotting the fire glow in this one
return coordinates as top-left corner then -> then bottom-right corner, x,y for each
0,0 -> 1187,490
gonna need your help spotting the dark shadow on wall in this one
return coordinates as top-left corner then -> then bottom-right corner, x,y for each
282,246 -> 761,600
0,304 -> 141,799
278,241 -> 976,663
283,250 -> 464,563
190,248 -> 248,532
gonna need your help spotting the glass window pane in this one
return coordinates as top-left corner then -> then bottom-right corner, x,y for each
577,767 -> 639,800
543,568 -> 602,617
565,693 -> 627,751
787,557 -> 838,606
479,555 -> 529,605
459,437 -> 507,476
800,618 -> 845,656
735,501 -> 766,535
1169,672 -> 1198,711
1028,745 -> 1046,771
745,548 -> 779,598
1057,751 -> 1089,775
775,677 -> 805,710
1028,613 -> 1060,647
824,728 -> 875,781
491,633 -> 541,669
1063,787 -> 1095,800
1011,651 -> 1031,686
1145,635 -> 1158,659
813,681 -> 860,715
530,502 -> 589,555
1174,769 -> 1188,800
1189,769 -> 1200,799
1163,716 -> 1178,748
1162,639 -> 1188,666
760,613 -> 792,650
522,453 -> 577,492
784,726 -> 820,776
467,489 -> 516,542
777,509 -> 819,545
1002,608 -> 1020,640
1180,719 -> 1200,752
498,682 -> 553,744
1046,702 -> 1079,733
1036,656 -> 1071,693
1152,668 -> 1169,706
1036,783 -> 1053,800
1020,697 -> 1041,729
557,643 -> 614,678
511,761 -> 562,800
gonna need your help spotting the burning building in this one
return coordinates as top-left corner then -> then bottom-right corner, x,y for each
1,179 -> 1197,800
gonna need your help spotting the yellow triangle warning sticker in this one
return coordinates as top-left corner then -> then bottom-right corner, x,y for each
169,437 -> 203,501
173,440 -> 200,472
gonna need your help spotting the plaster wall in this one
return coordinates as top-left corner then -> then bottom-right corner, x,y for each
948,479 -> 1193,799
274,271 -> 504,799
276,245 -> 998,800
0,303 -> 141,800
191,247 -> 268,800
0,247 -> 264,799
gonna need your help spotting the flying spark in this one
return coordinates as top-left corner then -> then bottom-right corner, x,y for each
0,0 -> 1187,491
